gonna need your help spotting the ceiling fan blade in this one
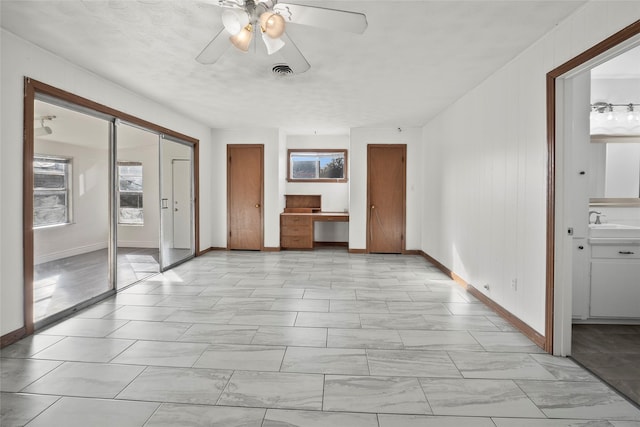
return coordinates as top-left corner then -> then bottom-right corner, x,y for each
279,32 -> 310,74
196,29 -> 230,64
274,3 -> 367,34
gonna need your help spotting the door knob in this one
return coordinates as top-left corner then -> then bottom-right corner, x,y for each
255,204 -> 261,208
371,205 -> 375,209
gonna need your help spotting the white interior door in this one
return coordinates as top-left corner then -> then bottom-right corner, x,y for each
160,137 -> 193,269
172,159 -> 191,249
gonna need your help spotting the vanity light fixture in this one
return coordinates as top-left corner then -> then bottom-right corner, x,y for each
591,102 -> 640,121
627,103 -> 635,122
590,101 -> 640,135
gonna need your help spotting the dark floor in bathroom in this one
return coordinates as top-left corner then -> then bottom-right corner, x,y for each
572,324 -> 640,407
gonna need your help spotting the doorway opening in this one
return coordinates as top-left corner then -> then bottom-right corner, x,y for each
548,21 -> 640,405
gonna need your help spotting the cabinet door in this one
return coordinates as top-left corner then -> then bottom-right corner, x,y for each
590,260 -> 640,318
572,238 -> 590,319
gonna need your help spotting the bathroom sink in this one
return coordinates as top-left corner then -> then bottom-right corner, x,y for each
589,223 -> 640,238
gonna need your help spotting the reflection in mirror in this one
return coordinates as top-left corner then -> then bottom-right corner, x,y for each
33,99 -> 111,323
589,49 -> 640,206
589,136 -> 640,204
116,124 -> 160,289
160,137 -> 194,269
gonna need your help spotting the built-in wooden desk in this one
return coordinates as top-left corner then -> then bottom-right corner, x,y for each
280,212 -> 349,249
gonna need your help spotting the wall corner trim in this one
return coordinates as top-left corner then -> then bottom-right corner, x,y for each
419,251 -> 546,351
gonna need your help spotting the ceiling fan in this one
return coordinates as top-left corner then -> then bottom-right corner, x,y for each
196,0 -> 367,73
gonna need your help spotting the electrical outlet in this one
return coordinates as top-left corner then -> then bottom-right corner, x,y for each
511,278 -> 518,291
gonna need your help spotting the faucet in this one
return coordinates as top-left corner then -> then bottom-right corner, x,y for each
589,210 -> 602,224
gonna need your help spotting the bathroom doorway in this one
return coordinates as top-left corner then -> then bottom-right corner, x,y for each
549,24 -> 640,406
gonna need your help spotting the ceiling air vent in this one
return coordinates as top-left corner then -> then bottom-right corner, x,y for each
272,64 -> 293,76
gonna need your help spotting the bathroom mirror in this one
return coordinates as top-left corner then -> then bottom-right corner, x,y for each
589,135 -> 640,206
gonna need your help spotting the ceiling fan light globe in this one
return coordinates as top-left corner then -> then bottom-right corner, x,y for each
222,9 -> 249,35
259,11 -> 272,31
229,25 -> 253,52
261,32 -> 284,55
264,13 -> 285,38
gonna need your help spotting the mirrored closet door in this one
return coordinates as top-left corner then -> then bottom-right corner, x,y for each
160,136 -> 194,270
115,123 -> 161,290
32,99 -> 112,324
26,81 -> 198,332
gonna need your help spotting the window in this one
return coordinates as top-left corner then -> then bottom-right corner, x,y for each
118,162 -> 143,225
287,149 -> 347,182
34,156 -> 72,228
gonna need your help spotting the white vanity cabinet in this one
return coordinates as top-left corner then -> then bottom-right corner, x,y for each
589,240 -> 640,318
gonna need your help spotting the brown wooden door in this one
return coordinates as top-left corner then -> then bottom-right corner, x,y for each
367,144 -> 406,253
228,145 -> 263,250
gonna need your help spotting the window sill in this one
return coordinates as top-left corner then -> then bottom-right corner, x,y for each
287,179 -> 348,183
34,222 -> 72,230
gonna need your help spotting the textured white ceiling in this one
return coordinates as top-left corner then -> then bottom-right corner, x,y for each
2,0 -> 586,132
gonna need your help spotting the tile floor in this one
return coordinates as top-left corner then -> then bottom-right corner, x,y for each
34,248 -> 160,322
2,250 -> 640,426
572,324 -> 640,406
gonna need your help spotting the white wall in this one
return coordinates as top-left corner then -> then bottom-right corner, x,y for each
1,30 -> 213,335
421,2 -> 640,335
592,78 -> 640,104
34,140 -> 109,263
594,206 -> 640,227
210,128 -> 281,249
350,127 -> 423,251
285,134 -> 350,242
117,143 -> 160,249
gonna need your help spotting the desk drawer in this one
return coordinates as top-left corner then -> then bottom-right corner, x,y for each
281,225 -> 310,237
281,215 -> 311,226
281,236 -> 313,249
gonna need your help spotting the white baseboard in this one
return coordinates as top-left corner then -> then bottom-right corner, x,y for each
35,242 -> 108,265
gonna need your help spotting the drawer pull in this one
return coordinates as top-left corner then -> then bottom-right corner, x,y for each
619,251 -> 635,255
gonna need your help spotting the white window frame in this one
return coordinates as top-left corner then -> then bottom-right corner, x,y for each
117,161 -> 144,225
287,149 -> 348,182
33,155 -> 72,229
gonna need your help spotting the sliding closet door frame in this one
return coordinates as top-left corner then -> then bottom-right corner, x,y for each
22,78 -> 200,338
28,93 -> 117,331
